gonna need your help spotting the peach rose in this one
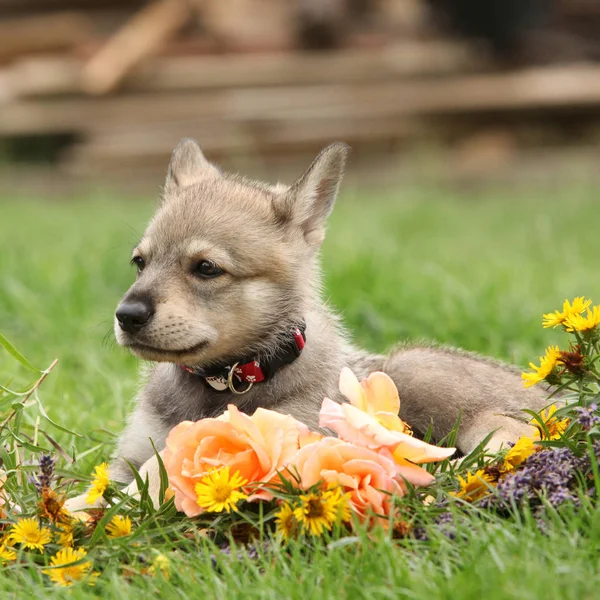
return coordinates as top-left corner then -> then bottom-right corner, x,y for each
291,437 -> 403,524
163,404 -> 302,517
319,368 -> 455,486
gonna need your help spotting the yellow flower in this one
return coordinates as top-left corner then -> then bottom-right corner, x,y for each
194,467 -> 248,513
542,297 -> 592,329
43,547 -> 96,587
326,485 -> 352,523
55,523 -> 74,547
8,517 -> 52,552
275,502 -> 299,541
0,538 -> 16,564
564,305 -> 600,334
293,489 -> 341,536
148,554 -> 171,580
501,436 -> 537,473
86,462 -> 110,505
522,346 -> 562,388
451,470 -> 495,502
532,405 -> 570,441
106,515 -> 132,538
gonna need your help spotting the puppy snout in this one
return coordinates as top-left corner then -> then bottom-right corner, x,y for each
115,299 -> 154,334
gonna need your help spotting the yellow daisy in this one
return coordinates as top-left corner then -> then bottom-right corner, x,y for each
43,547 -> 96,587
542,297 -> 592,329
148,554 -> 171,580
522,345 -> 562,388
564,305 -> 600,334
8,518 -> 52,552
532,405 -> 570,441
195,467 -> 248,513
501,436 -> 536,473
55,522 -> 74,547
86,462 -> 110,505
106,515 -> 132,538
326,485 -> 352,523
293,490 -> 340,536
275,502 -> 299,541
0,538 -> 16,564
451,470 -> 495,502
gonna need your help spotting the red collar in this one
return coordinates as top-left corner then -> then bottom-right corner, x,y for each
180,323 -> 306,394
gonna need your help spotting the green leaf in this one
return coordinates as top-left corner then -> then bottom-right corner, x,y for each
150,439 -> 170,506
0,332 -> 41,373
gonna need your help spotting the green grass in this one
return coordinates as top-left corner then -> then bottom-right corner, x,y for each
2,183 -> 600,598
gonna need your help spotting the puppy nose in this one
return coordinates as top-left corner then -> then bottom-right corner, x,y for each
115,300 -> 154,334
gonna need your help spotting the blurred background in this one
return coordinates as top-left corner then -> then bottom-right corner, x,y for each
1,0 -> 600,192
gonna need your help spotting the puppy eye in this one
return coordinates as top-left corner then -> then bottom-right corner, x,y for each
193,260 -> 224,279
131,256 -> 145,272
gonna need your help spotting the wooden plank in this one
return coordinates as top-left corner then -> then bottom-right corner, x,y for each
0,12 -> 92,62
125,42 -> 473,91
6,43 -> 473,100
81,0 -> 192,95
3,64 -> 600,136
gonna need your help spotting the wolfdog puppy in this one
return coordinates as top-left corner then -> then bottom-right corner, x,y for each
99,140 -> 549,494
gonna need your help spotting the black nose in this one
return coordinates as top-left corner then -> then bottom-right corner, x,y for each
115,300 -> 154,334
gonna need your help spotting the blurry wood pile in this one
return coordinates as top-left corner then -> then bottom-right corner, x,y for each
1,0 -> 600,174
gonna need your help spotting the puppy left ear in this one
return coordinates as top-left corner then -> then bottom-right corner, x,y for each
165,138 -> 220,190
275,142 -> 350,247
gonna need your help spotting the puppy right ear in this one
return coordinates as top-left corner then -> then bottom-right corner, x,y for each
164,138 -> 220,189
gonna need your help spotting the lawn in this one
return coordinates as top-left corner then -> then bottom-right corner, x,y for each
1,182 -> 600,598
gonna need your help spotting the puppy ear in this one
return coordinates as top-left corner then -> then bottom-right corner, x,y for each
165,138 -> 220,189
275,142 -> 350,247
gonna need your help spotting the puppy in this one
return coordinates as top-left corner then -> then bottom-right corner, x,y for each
69,140 -> 547,509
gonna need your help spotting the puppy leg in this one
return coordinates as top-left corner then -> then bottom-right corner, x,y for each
111,402 -> 171,485
121,454 -> 163,508
382,345 -> 550,453
457,412 -> 539,454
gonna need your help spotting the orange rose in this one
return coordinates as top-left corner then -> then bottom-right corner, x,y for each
319,368 -> 455,487
163,405 -> 302,517
291,437 -> 403,524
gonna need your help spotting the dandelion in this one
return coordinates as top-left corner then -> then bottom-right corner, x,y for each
542,297 -> 592,329
275,502 -> 298,540
532,405 -> 570,441
8,518 -> 52,552
0,538 -> 16,564
55,523 -> 74,547
106,515 -> 132,538
43,547 -> 96,587
451,470 -> 495,502
194,467 -> 248,513
148,554 -> 171,580
564,305 -> 600,334
522,346 -> 563,388
86,463 -> 110,505
293,489 -> 341,536
501,437 -> 537,473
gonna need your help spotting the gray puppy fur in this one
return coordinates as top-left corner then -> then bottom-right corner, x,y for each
108,139 -> 547,485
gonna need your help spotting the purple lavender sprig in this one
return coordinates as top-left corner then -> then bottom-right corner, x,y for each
480,445 -> 597,513
30,453 -> 55,492
575,404 -> 599,431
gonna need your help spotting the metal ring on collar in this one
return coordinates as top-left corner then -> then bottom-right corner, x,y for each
227,362 -> 254,395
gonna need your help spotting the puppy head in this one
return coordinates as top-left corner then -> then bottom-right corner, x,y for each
115,138 -> 349,366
